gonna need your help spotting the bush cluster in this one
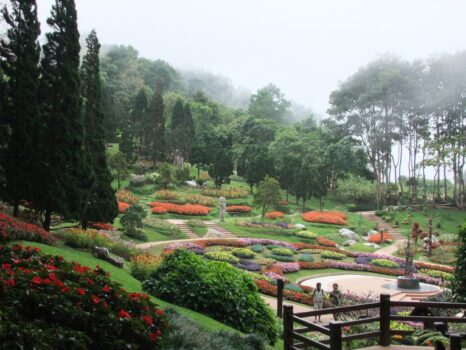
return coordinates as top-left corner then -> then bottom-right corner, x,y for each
232,248 -> 255,259
270,247 -> 294,256
0,213 -> 56,245
320,251 -> 346,260
264,211 -> 285,220
204,251 -> 240,264
201,187 -> 249,199
294,231 -> 318,240
226,205 -> 252,213
371,258 -> 400,268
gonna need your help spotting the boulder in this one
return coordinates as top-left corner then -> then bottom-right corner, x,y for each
204,228 -> 225,238
294,223 -> 306,230
339,228 -> 360,241
343,240 -> 357,246
185,180 -> 198,188
92,246 -> 124,268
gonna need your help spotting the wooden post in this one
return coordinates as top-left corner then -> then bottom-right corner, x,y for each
434,322 -> 447,350
283,305 -> 294,350
277,279 -> 284,318
449,334 -> 462,350
329,321 -> 343,350
379,294 -> 391,347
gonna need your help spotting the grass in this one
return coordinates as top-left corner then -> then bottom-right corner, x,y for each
286,269 -> 391,283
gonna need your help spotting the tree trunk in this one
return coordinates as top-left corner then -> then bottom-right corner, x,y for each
117,173 -> 121,189
319,198 -> 323,211
43,209 -> 51,231
13,200 -> 19,217
82,218 -> 88,230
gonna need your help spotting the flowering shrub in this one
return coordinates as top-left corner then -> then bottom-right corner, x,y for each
235,261 -> 261,272
368,232 -> 392,243
371,258 -> 400,268
204,251 -> 240,264
226,205 -> 252,213
149,202 -> 211,216
419,269 -> 455,281
415,261 -> 454,273
265,211 -> 285,220
88,222 -> 114,231
257,258 -> 276,266
184,194 -> 215,207
143,250 -> 280,343
271,247 -> 294,256
301,211 -> 348,225
116,189 -> 140,204
274,262 -> 300,273
232,248 -> 255,259
0,213 -> 56,245
61,228 -> 112,249
255,279 -> 313,305
299,254 -> 314,262
151,206 -> 168,215
197,239 -> 248,248
294,231 -> 318,240
268,254 -> 295,262
299,248 -> 324,254
237,221 -> 293,230
129,174 -> 147,187
118,201 -> 130,213
165,242 -> 203,252
0,244 -> 169,348
239,238 -> 295,249
321,251 -> 346,260
262,272 -> 286,281
155,190 -> 180,201
316,236 -> 337,247
201,187 -> 249,199
131,254 -> 163,281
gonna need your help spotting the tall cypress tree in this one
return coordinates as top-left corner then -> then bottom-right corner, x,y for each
81,30 -> 118,229
145,89 -> 165,164
170,98 -> 195,161
0,0 -> 41,216
37,0 -> 92,230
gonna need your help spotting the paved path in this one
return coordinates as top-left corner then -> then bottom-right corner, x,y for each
358,211 -> 406,255
165,219 -> 200,239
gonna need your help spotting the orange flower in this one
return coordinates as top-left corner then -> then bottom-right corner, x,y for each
301,211 -> 348,225
226,205 -> 252,213
265,211 -> 285,219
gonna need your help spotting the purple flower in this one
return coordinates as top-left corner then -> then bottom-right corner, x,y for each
275,262 -> 300,273
239,238 -> 295,249
263,272 -> 286,281
166,242 -> 203,251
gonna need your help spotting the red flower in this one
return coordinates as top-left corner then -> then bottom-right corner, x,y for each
117,310 -> 131,319
31,276 -> 42,285
55,279 -> 64,288
86,278 -> 94,285
155,309 -> 164,316
48,273 -> 56,281
2,263 -> 11,270
141,315 -> 153,326
61,287 -> 70,293
102,285 -> 111,293
76,288 -> 86,295
44,264 -> 57,271
7,279 -> 15,287
91,295 -> 100,304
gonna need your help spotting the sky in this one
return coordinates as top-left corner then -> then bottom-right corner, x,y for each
35,0 -> 466,117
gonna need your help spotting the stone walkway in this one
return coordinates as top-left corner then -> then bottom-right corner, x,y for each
165,219 -> 199,239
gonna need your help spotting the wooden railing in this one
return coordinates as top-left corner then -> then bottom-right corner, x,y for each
283,293 -> 466,350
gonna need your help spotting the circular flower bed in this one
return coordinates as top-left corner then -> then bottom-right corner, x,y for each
226,206 -> 252,213
265,211 -> 285,220
301,211 -> 348,225
0,244 -> 169,348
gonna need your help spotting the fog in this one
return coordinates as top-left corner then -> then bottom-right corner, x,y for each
35,0 -> 466,116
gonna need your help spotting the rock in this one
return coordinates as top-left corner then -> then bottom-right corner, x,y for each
362,242 -> 380,249
92,246 -> 124,268
343,239 -> 357,246
205,228 -> 224,238
339,228 -> 360,241
185,180 -> 198,188
294,223 -> 306,230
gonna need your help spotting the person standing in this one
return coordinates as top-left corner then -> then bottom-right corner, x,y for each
330,283 -> 342,320
312,282 -> 325,322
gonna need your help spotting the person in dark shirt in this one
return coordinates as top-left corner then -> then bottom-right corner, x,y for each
330,283 -> 342,320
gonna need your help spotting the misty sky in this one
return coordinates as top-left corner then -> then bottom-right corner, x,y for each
36,0 -> 466,116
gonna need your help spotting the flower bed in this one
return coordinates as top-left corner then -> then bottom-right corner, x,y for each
0,244 -> 168,348
116,189 -> 139,204
204,251 -> 240,264
155,190 -> 180,201
321,251 -> 346,260
0,213 -> 56,245
149,202 -> 211,216
368,232 -> 392,243
419,269 -> 455,281
371,258 -> 400,268
265,211 -> 285,220
201,187 -> 249,199
274,262 -> 300,273
239,238 -> 295,249
294,231 -> 317,240
237,221 -> 293,229
61,228 -> 112,249
301,211 -> 348,225
184,194 -> 216,207
316,236 -> 337,247
226,205 -> 252,213
270,247 -> 295,256
232,248 -> 255,259
130,254 -> 163,281
150,206 -> 168,215
118,201 -> 130,213
88,222 -> 114,231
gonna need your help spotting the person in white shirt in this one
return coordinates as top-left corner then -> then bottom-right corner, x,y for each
312,282 -> 325,322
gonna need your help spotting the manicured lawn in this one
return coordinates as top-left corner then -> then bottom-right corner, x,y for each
286,269 -> 390,283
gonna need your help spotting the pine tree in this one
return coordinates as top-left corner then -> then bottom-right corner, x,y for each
145,89 -> 165,164
80,30 -> 118,229
170,98 -> 195,161
37,0 -> 92,230
0,0 -> 41,216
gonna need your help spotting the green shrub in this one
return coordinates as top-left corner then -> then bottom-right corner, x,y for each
232,248 -> 255,259
143,250 -> 280,343
420,269 -> 454,281
294,231 -> 318,240
320,251 -> 346,260
271,247 -> 294,256
299,254 -> 314,262
371,258 -> 400,268
61,228 -> 112,249
121,205 -> 147,241
299,248 -> 323,254
257,258 -> 276,265
268,254 -> 295,262
204,246 -> 232,253
143,218 -> 184,239
251,244 -> 265,253
204,251 -> 240,264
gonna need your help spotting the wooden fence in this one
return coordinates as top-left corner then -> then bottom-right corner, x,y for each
283,293 -> 466,350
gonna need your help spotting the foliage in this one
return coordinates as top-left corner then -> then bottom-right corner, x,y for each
251,244 -> 265,253
186,219 -> 207,228
155,190 -> 180,201
116,189 -> 139,204
419,269 -> 454,281
226,205 -> 252,213
204,251 -> 240,264
320,251 -> 346,260
270,247 -> 294,256
0,213 -> 55,245
131,254 -> 163,281
61,228 -> 112,249
299,254 -> 314,262
301,211 -> 348,225
294,231 -> 318,240
268,254 -> 295,262
254,176 -> 281,218
120,204 -> 147,241
232,248 -> 255,259
0,244 -> 169,348
157,163 -> 174,189
248,83 -> 290,123
412,330 -> 449,347
184,194 -> 215,206
109,151 -> 129,189
143,250 -> 280,343
453,223 -> 466,301
370,258 -> 400,268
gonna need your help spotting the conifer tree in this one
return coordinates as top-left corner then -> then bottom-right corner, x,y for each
145,89 -> 165,164
37,0 -> 92,230
80,30 -> 118,228
0,0 -> 41,216
170,98 -> 195,161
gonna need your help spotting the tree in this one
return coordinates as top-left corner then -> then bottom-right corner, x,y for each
109,151 -> 128,189
238,145 -> 274,192
120,122 -> 135,162
80,30 -> 118,228
120,204 -> 147,241
248,83 -> 291,123
144,89 -> 165,164
0,0 -> 41,216
36,0 -> 92,230
254,176 -> 281,219
170,98 -> 195,160
207,129 -> 234,189
453,223 -> 466,301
